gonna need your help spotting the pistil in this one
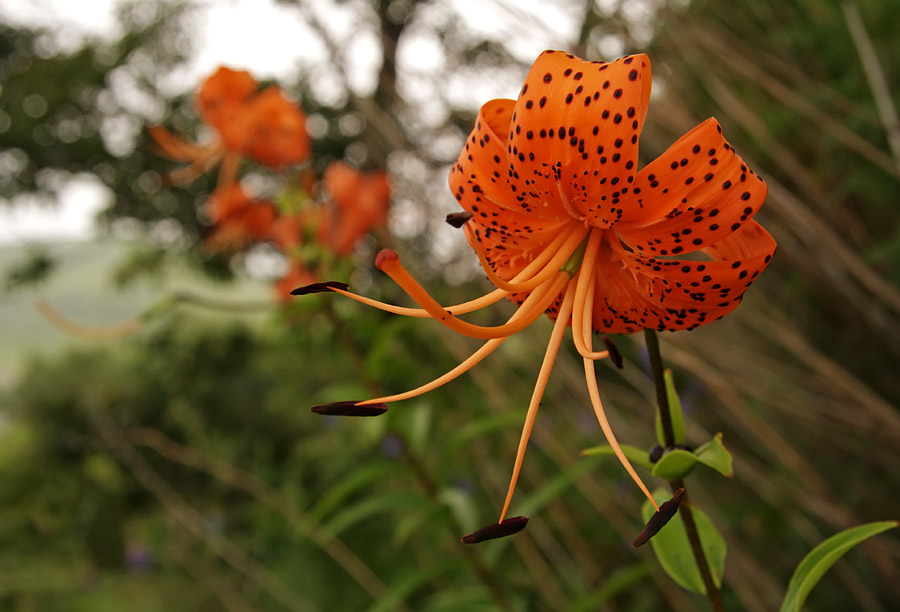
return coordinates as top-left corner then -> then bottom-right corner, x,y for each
374,250 -> 569,340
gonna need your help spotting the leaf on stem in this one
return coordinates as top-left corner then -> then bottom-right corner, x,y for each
633,488 -> 684,547
581,443 -> 655,470
640,488 -> 726,594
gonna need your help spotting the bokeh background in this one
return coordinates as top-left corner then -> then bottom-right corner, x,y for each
1,0 -> 898,610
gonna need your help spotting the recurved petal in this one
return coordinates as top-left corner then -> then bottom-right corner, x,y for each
606,220 -> 776,331
450,98 -> 571,278
507,51 -> 651,227
616,118 -> 768,256
451,99 -> 568,221
589,245 -> 664,333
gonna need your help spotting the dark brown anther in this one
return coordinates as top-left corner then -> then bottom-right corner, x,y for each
445,211 -> 473,228
602,336 -> 624,369
632,488 -> 685,547
290,281 -> 350,296
310,401 -> 388,417
461,516 -> 529,544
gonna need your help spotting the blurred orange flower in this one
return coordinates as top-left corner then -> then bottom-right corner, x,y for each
318,162 -> 391,255
204,184 -> 277,252
274,260 -> 317,302
242,87 -> 311,169
150,66 -> 310,191
195,66 -> 258,151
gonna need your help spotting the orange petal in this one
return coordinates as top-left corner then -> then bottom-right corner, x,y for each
616,118 -> 768,254
242,87 -> 311,168
196,66 -> 258,127
274,261 -> 316,302
450,100 -> 575,280
598,220 -> 777,331
147,125 -> 211,162
507,51 -> 651,226
323,162 -> 392,255
450,98 -> 571,222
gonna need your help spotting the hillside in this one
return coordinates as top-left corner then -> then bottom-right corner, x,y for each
0,239 -> 270,386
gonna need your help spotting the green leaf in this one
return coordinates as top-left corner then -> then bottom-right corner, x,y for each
580,443 -> 654,470
518,458 -> 599,517
779,521 -> 898,612
391,508 -> 437,549
308,461 -> 395,522
405,401 -> 432,454
450,411 -> 521,452
641,488 -> 726,594
368,560 -> 458,612
650,449 -> 698,480
694,433 -> 734,478
438,486 -> 479,534
646,435 -> 734,480
324,493 -> 432,537
655,369 -> 686,446
571,564 -> 650,612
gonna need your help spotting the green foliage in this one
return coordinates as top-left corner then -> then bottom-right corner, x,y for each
650,434 -> 734,481
580,443 -> 654,470
651,449 -> 699,481
640,489 -> 726,595
780,521 -> 898,612
2,248 -> 55,291
655,369 -> 686,446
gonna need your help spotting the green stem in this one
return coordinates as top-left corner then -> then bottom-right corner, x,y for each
643,329 -> 725,612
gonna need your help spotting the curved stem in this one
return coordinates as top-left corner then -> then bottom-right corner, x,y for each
643,329 -> 726,612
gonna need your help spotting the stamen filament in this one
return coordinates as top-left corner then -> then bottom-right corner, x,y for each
577,280 -> 611,360
572,230 -> 611,360
466,223 -> 588,293
376,250 -> 569,340
583,356 -> 659,511
358,336 -> 506,405
498,278 -> 578,522
356,278 -> 561,405
328,287 -> 507,318
35,299 -> 142,340
310,228 -> 583,318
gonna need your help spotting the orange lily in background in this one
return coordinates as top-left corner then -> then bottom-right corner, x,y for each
318,162 -> 392,255
203,183 -> 277,252
300,51 -> 777,541
274,260 -> 317,302
241,87 -> 311,170
149,66 -> 310,191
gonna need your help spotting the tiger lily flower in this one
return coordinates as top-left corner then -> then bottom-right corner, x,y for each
296,51 -> 776,542
150,67 -> 310,191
